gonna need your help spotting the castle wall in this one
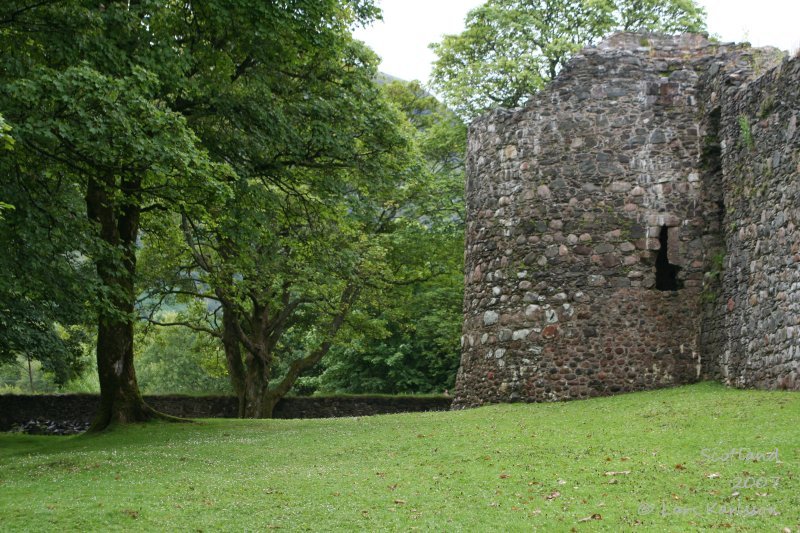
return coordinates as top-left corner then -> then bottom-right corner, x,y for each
455,33 -> 795,408
703,57 -> 800,389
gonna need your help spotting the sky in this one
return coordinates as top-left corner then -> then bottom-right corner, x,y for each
353,0 -> 800,85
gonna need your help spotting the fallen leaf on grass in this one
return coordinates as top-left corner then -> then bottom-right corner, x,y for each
545,491 -> 561,500
578,514 -> 602,522
499,473 -> 511,479
675,464 -> 685,470
393,499 -> 406,505
705,472 -> 720,479
604,471 -> 630,476
122,509 -> 139,519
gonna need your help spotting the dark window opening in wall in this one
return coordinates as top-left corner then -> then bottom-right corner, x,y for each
655,226 -> 683,291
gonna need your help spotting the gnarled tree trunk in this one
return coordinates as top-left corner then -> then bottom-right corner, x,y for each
221,284 -> 359,418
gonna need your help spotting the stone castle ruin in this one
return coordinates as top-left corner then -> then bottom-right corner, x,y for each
454,33 -> 799,408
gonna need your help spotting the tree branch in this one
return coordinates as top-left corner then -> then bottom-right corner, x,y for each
267,283 -> 360,400
145,318 -> 221,338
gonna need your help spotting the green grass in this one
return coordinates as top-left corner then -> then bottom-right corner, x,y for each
1,382 -> 798,531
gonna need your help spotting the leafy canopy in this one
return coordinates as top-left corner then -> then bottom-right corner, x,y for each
429,0 -> 707,119
311,80 -> 466,395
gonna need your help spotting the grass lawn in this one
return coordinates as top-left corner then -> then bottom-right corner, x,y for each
1,382 -> 798,531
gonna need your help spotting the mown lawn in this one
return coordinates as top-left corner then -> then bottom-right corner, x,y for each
1,382 -> 798,531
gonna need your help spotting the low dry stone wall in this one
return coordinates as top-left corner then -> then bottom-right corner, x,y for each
0,394 -> 452,431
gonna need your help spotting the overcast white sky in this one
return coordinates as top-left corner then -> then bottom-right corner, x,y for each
354,0 -> 800,84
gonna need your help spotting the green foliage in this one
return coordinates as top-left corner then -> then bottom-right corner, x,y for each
318,280 -> 462,394
0,330 -> 95,393
0,1 -> 235,423
307,81 -> 466,395
701,250 -> 726,303
135,324 -> 230,395
0,1 -> 464,408
0,113 -> 13,152
1,102 -> 95,378
129,1 -> 437,414
1,1 -> 402,415
0,143 -> 95,379
430,0 -> 707,119
1,384 -> 798,530
739,115 -> 754,148
0,355 -> 59,394
710,251 -> 726,273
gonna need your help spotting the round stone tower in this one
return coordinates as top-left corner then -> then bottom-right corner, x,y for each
453,33 -> 772,407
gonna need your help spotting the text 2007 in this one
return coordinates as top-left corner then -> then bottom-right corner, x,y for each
732,476 -> 780,489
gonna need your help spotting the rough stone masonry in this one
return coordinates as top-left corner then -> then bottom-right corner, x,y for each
454,33 -> 799,408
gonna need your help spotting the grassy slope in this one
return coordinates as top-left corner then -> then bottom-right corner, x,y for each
0,382 -> 798,532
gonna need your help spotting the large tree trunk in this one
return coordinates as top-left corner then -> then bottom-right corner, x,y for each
92,307 -> 155,430
220,302 -> 247,417
86,175 -> 170,431
243,351 -> 270,417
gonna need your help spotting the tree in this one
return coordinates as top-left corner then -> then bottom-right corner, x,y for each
0,2 -> 229,429
172,2 -> 413,419
429,0 -> 707,119
1,0 -> 391,428
128,2 -> 424,418
0,101 -> 92,391
313,80 -> 466,394
1,66 -> 225,429
141,90 -> 419,417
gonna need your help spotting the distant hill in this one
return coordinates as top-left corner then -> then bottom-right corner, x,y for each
375,71 -> 406,85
